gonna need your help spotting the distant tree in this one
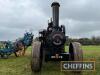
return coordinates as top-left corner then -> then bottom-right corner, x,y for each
66,36 -> 100,45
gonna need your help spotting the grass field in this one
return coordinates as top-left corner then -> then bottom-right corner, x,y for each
0,46 -> 100,75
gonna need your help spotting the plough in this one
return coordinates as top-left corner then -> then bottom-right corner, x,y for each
0,41 -> 17,58
0,32 -> 33,58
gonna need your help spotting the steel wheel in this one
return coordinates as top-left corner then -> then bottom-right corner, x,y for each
31,41 -> 43,72
69,42 -> 83,61
69,42 -> 83,73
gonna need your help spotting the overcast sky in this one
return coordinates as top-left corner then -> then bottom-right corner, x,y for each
0,0 -> 100,41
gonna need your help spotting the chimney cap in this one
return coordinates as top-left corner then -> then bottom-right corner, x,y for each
51,2 -> 60,7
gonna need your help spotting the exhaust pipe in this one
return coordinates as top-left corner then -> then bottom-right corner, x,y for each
51,2 -> 60,28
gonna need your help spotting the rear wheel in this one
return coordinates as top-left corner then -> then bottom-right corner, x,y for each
69,42 -> 83,61
31,41 -> 43,72
69,42 -> 83,73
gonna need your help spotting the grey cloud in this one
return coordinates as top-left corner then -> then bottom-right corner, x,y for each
0,0 -> 100,40
60,0 -> 100,21
39,0 -> 100,21
60,18 -> 100,38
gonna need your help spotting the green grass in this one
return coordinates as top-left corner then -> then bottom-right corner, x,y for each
82,45 -> 100,50
0,46 -> 100,75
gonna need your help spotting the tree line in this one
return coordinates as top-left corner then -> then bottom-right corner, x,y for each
67,36 -> 100,45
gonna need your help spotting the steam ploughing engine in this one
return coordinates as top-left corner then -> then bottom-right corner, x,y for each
31,2 -> 83,72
